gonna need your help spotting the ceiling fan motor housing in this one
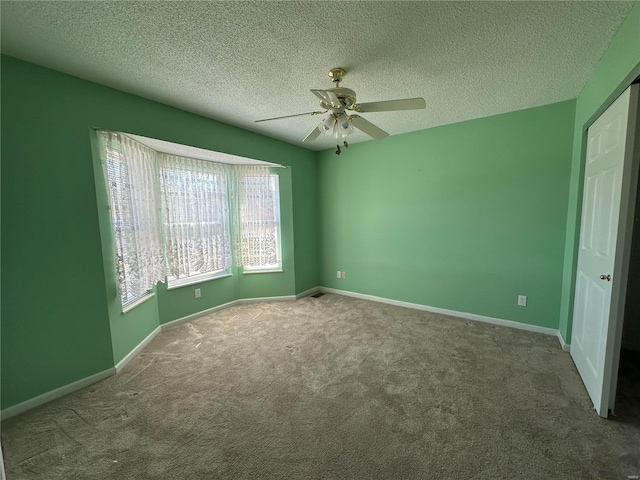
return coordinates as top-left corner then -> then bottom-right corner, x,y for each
328,87 -> 357,109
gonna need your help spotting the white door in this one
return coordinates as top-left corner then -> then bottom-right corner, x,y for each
571,84 -> 639,417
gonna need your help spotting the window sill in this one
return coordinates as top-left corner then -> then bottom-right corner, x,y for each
167,272 -> 232,290
242,268 -> 283,275
122,292 -> 155,314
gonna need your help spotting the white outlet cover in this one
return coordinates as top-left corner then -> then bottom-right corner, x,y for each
195,288 -> 201,298
518,295 -> 527,306
337,270 -> 341,279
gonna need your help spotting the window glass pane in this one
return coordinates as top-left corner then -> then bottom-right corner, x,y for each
106,153 -> 139,304
161,156 -> 232,284
100,131 -> 164,307
240,172 -> 281,270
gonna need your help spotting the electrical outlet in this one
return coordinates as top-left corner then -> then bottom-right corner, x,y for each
341,271 -> 347,279
195,288 -> 201,299
337,270 -> 341,279
518,295 -> 527,307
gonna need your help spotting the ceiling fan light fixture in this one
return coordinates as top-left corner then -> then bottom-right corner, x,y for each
319,115 -> 336,136
336,113 -> 353,137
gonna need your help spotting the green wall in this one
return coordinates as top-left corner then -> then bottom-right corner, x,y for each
559,3 -> 640,343
317,100 -> 576,329
2,59 -> 114,408
1,56 -> 318,409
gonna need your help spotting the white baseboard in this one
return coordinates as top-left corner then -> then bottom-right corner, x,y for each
1,367 -> 116,421
319,287 -> 559,337
556,331 -> 571,352
160,300 -> 241,331
115,326 -> 161,373
239,295 -> 296,304
296,286 -> 320,299
160,295 -> 297,331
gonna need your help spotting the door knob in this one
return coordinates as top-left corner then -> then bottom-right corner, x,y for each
599,274 -> 611,281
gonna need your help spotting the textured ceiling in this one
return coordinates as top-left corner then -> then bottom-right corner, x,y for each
1,1 -> 635,151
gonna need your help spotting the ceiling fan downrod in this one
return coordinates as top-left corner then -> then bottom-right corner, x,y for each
328,68 -> 346,87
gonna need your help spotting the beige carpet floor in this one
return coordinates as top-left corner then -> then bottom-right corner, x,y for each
2,293 -> 639,479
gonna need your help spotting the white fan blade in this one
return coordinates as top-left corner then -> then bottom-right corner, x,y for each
355,97 -> 426,113
310,89 -> 343,109
255,111 -> 323,123
310,89 -> 327,103
302,127 -> 322,143
350,115 -> 389,140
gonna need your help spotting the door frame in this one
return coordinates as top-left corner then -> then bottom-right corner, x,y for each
572,82 -> 640,416
602,84 -> 639,415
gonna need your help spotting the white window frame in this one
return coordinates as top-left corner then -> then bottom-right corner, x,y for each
99,131 -> 164,310
240,173 -> 283,273
161,159 -> 233,289
166,269 -> 232,289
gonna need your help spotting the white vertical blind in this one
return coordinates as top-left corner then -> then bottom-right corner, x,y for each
98,131 -> 165,306
160,155 -> 233,279
237,166 -> 281,270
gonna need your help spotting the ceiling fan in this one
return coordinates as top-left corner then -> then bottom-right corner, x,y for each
255,68 -> 426,154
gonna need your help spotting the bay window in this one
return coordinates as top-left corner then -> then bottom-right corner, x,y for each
98,130 -> 283,308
